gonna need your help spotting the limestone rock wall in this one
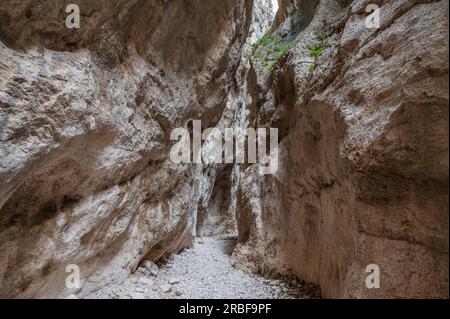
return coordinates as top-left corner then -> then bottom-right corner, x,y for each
233,0 -> 449,298
0,0 -> 253,298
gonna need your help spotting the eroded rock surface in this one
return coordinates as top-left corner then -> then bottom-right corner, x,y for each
233,0 -> 449,298
0,0 -> 253,298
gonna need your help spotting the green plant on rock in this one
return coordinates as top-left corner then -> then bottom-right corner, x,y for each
264,60 -> 275,73
275,43 -> 293,59
252,33 -> 272,55
308,62 -> 317,73
252,33 -> 296,74
308,44 -> 327,59
307,43 -> 328,73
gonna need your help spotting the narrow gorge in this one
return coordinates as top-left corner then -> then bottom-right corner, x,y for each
0,0 -> 448,299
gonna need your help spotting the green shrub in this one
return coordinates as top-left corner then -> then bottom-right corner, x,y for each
307,43 -> 328,73
308,44 -> 327,59
253,33 -> 297,74
252,33 -> 272,55
275,43 -> 293,59
264,60 -> 275,73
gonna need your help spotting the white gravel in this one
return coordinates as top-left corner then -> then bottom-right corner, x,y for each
90,237 -> 319,299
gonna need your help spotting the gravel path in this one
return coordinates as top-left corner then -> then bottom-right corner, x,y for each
92,237 -> 319,299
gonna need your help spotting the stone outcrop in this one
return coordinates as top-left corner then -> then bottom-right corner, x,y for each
233,0 -> 449,298
0,0 -> 253,298
0,0 -> 448,299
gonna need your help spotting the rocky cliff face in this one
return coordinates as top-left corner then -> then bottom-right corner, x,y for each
233,0 -> 449,298
0,0 -> 448,299
0,0 -> 253,298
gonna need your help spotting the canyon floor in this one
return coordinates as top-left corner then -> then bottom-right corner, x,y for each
89,237 -> 320,299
